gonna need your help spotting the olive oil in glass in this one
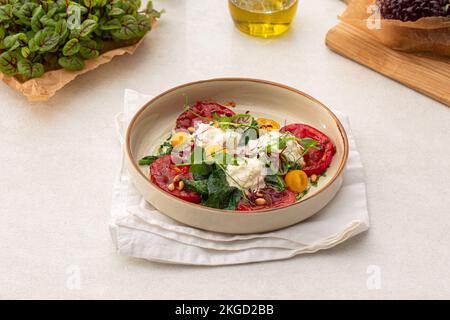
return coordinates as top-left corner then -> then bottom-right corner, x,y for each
228,0 -> 298,38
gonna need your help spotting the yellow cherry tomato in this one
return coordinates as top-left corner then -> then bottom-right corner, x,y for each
284,170 -> 308,193
205,144 -> 227,161
171,131 -> 190,147
256,118 -> 281,132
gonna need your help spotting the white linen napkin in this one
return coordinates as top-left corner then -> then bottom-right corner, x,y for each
109,89 -> 370,266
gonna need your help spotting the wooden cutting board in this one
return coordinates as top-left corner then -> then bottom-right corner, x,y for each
325,22 -> 450,107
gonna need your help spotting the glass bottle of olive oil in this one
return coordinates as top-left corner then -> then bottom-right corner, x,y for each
228,0 -> 298,38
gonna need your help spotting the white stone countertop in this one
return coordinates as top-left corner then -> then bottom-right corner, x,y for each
1,0 -> 449,299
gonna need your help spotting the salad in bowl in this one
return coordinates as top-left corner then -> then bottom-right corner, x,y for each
125,78 -> 348,233
138,101 -> 336,211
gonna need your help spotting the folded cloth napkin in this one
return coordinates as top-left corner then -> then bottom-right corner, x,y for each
109,89 -> 370,266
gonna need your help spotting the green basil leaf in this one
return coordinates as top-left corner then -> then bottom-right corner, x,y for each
55,19 -> 68,35
33,29 -> 60,52
53,12 -> 67,20
111,15 -> 139,41
79,19 -> 98,37
55,20 -> 69,45
300,138 -> 319,155
100,18 -> 121,30
182,179 -> 209,198
117,2 -> 132,15
136,15 -> 151,36
28,38 -> 38,52
17,60 -> 44,78
0,27 -> 5,42
0,51 -> 18,76
138,155 -> 159,166
264,175 -> 286,191
13,2 -> 38,26
128,0 -> 142,10
31,6 -> 45,32
0,4 -> 13,23
224,189 -> 243,210
202,166 -> 241,210
40,15 -> 56,28
3,33 -> 27,50
79,39 -> 99,59
46,5 -> 58,19
109,7 -> 125,16
189,163 -> 213,181
58,55 -> 85,71
62,38 -> 80,56
21,47 -> 31,59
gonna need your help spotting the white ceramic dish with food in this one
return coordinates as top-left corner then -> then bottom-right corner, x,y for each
125,78 -> 348,234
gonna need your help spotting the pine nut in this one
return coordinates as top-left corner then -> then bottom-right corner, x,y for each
213,121 -> 220,128
255,198 -> 266,206
244,190 -> 251,197
256,192 -> 264,197
178,180 -> 185,191
168,183 -> 175,191
173,175 -> 181,182
188,127 -> 195,133
310,174 -> 318,183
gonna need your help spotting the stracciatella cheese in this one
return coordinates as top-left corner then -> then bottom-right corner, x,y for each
246,131 -> 305,165
226,157 -> 266,190
193,123 -> 242,152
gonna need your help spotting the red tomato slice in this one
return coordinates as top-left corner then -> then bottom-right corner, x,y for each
149,155 -> 201,204
175,102 -> 235,129
280,124 -> 336,176
237,188 -> 296,211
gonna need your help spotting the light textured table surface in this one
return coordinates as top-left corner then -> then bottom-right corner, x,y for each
1,0 -> 449,299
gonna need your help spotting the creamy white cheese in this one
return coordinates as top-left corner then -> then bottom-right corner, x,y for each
193,123 -> 242,152
226,157 -> 266,190
283,139 -> 305,164
245,131 -> 304,165
246,131 -> 282,155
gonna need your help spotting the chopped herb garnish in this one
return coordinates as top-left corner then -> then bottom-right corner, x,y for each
139,136 -> 173,166
158,139 -> 173,156
296,187 -> 310,201
138,155 -> 159,166
300,138 -> 319,155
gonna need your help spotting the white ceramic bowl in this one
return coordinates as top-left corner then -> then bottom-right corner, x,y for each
125,78 -> 348,234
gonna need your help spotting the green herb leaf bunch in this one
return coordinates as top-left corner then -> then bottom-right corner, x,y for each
0,0 -> 163,80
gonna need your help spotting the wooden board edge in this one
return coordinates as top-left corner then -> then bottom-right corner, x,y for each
325,23 -> 450,107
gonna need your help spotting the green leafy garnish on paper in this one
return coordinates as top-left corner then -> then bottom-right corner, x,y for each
0,0 -> 163,80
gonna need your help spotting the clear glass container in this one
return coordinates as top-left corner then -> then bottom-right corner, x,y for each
228,0 -> 298,38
